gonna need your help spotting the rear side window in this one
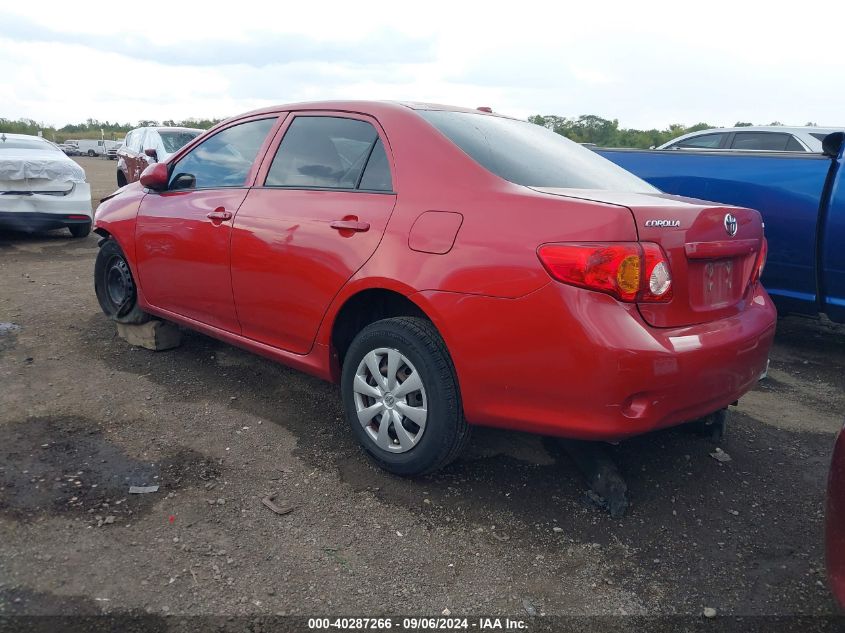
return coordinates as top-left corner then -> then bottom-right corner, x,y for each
671,133 -> 726,149
0,137 -> 58,151
785,136 -> 806,151
730,132 -> 791,151
265,116 -> 390,190
169,118 -> 276,190
419,110 -> 656,191
358,139 -> 392,191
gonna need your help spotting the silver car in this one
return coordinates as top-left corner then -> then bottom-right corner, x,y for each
657,126 -> 844,153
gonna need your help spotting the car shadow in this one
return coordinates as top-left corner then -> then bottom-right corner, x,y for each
80,311 -> 839,614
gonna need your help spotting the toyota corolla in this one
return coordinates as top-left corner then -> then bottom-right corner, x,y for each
92,101 -> 776,475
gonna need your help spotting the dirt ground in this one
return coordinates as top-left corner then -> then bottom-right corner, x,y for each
1,157 -> 844,626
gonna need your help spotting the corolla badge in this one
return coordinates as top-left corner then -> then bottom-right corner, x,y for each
724,213 -> 738,236
644,219 -> 680,227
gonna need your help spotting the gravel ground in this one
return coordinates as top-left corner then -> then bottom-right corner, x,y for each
1,157 -> 844,626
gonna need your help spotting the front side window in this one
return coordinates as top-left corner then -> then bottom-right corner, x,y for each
730,132 -> 791,151
420,110 -> 656,191
169,118 -> 276,190
265,116 -> 388,190
672,133 -> 727,149
160,130 -> 201,154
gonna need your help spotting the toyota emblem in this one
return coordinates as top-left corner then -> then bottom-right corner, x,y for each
724,213 -> 738,236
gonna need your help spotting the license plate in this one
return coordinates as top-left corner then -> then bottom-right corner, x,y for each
703,259 -> 735,304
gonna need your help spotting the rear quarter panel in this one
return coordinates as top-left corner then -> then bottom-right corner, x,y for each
316,108 -> 640,348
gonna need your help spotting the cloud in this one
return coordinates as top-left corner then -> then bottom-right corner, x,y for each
0,11 -> 434,68
2,0 -> 845,129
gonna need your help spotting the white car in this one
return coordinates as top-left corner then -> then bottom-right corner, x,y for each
0,133 -> 93,237
657,126 -> 844,153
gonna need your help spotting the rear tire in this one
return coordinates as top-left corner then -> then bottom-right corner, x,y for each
87,149 -> 96,157
341,317 -> 470,476
68,222 -> 91,238
94,239 -> 150,324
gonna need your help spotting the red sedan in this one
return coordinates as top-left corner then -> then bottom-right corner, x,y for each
92,101 -> 775,475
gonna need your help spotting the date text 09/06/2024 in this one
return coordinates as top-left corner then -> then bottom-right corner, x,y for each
307,617 -> 529,630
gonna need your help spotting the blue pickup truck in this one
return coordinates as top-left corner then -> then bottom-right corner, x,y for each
597,133 -> 845,324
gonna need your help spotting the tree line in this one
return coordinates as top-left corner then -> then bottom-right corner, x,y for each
0,117 -> 222,143
1,114 -> 818,148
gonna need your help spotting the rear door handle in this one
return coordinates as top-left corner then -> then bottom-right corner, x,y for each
330,220 -> 370,232
207,208 -> 233,222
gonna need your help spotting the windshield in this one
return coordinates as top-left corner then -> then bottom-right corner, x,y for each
419,110 -> 657,192
0,137 -> 60,152
160,131 -> 201,153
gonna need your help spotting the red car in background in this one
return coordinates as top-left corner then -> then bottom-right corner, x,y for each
92,101 -> 775,475
828,425 -> 845,608
116,126 -> 202,187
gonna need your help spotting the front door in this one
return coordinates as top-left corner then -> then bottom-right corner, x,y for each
135,116 -> 278,332
231,114 -> 397,354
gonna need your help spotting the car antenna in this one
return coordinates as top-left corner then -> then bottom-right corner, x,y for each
476,106 -> 493,113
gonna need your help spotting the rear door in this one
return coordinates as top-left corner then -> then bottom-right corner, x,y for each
135,116 -> 279,331
230,113 -> 397,354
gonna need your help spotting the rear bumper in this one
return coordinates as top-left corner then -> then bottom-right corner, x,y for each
420,281 -> 776,440
0,183 -> 92,231
0,212 -> 93,232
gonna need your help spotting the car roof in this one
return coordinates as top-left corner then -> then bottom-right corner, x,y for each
0,132 -> 51,142
684,126 -> 844,135
135,126 -> 204,133
224,100 -> 518,122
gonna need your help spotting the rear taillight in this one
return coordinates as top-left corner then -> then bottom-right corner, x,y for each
537,242 -> 672,303
640,242 -> 674,302
751,237 -> 768,284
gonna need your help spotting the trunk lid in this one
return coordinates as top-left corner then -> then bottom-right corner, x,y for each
532,188 -> 764,328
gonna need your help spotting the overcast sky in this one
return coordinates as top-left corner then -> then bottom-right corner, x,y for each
2,0 -> 844,129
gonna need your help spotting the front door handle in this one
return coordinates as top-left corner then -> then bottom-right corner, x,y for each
207,208 -> 233,223
330,219 -> 370,232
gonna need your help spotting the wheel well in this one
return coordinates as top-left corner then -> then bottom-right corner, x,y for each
331,289 -> 429,367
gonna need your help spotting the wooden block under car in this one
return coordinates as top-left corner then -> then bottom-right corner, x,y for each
116,320 -> 182,351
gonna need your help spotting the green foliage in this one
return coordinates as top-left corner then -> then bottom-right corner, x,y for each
528,114 -> 717,148
0,117 -> 224,143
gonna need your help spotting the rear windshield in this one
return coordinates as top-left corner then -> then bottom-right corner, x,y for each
160,131 -> 201,153
419,110 -> 657,192
0,137 -> 59,151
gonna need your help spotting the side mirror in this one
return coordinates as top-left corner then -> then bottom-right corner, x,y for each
144,148 -> 158,162
139,162 -> 169,190
822,132 -> 844,158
